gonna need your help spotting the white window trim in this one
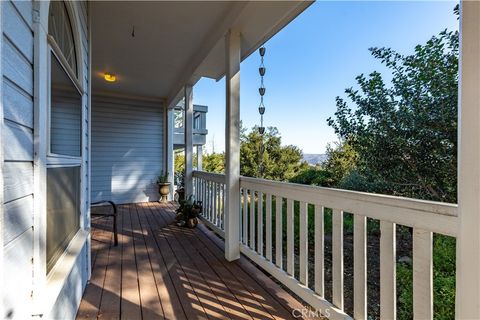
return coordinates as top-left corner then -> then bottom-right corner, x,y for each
32,1 -> 90,316
32,229 -> 88,316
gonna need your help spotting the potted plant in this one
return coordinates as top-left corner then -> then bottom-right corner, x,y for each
157,171 -> 171,203
175,195 -> 203,228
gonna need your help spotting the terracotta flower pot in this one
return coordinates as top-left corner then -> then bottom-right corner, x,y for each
186,217 -> 198,228
158,182 -> 171,203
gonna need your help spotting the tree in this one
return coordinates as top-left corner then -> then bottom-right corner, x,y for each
327,13 -> 459,319
240,126 -> 308,181
327,29 -> 459,202
203,153 -> 225,173
323,141 -> 358,186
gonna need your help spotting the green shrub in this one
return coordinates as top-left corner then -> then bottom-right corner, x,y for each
289,167 -> 334,186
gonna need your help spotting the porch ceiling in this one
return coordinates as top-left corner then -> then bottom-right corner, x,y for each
91,1 -> 312,105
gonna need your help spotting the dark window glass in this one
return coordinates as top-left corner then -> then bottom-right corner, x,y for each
50,53 -> 82,157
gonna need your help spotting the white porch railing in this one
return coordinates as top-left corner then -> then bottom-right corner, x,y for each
193,171 -> 226,237
192,171 -> 458,320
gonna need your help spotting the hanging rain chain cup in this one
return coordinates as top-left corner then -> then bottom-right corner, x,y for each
258,46 -> 267,177
258,46 -> 266,135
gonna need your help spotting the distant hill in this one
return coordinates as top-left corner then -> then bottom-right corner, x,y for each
303,154 -> 328,166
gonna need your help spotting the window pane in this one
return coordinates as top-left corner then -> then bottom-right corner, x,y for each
47,166 -> 80,273
51,53 -> 82,157
48,1 -> 77,75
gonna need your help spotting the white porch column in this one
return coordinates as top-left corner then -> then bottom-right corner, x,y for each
197,145 -> 203,171
456,2 -> 480,318
224,29 -> 241,261
184,85 -> 194,198
167,107 -> 174,200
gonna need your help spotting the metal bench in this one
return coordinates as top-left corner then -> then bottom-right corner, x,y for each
91,201 -> 118,246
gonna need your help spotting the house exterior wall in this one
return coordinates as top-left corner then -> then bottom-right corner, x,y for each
91,96 -> 164,204
2,1 -> 35,318
1,1 -> 90,318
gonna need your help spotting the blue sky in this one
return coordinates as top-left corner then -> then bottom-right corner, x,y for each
194,1 -> 459,155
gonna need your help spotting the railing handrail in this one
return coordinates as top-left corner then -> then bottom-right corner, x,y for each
193,170 -> 458,237
193,170 -> 226,184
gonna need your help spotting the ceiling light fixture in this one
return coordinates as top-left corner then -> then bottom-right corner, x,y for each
104,73 -> 116,82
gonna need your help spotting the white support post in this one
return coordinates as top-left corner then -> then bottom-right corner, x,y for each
197,145 -> 203,171
86,0 -> 93,279
167,108 -> 174,200
32,4 -> 48,302
456,2 -> 480,318
224,29 -> 241,261
0,2 -> 4,318
184,85 -> 194,198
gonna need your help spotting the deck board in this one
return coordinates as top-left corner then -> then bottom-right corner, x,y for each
77,202 -> 312,320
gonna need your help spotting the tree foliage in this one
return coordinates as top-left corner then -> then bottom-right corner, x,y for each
327,29 -> 459,202
174,125 -> 306,182
326,16 -> 459,319
323,141 -> 358,186
240,126 -> 308,181
203,153 -> 225,173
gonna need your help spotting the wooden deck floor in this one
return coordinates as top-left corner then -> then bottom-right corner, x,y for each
76,202 -> 309,319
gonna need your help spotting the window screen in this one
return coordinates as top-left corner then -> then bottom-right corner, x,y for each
46,166 -> 81,273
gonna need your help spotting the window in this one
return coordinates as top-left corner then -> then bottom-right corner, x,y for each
46,166 -> 80,273
46,1 -> 82,274
50,53 -> 82,157
48,1 -> 77,76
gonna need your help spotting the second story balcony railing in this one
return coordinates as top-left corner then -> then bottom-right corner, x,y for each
173,104 -> 208,148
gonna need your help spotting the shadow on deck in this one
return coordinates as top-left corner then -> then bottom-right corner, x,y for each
76,202 -> 310,319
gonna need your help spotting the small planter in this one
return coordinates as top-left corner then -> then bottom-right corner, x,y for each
158,182 -> 171,203
176,195 -> 202,228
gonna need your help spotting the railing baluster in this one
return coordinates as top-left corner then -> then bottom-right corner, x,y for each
202,179 -> 205,214
193,177 -> 196,199
299,201 -> 308,285
287,198 -> 294,276
197,178 -> 200,200
219,183 -> 222,228
314,205 -> 324,296
213,182 -> 218,226
243,189 -> 248,244
354,214 -> 367,320
266,194 -> 272,261
211,181 -> 215,224
250,190 -> 256,250
208,180 -> 212,222
257,192 -> 264,255
332,208 -> 344,310
222,183 -> 225,229
219,183 -> 222,227
204,180 -> 208,220
380,221 -> 396,319
413,229 -> 433,320
275,196 -> 283,269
